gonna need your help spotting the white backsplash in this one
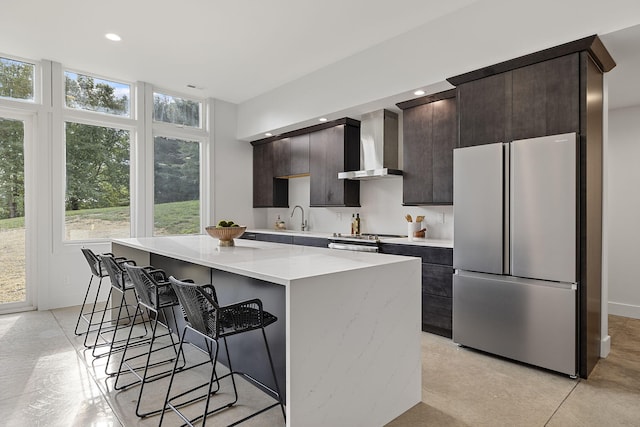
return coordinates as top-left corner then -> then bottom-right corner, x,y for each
263,176 -> 453,239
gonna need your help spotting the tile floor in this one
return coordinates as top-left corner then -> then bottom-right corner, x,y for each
0,307 -> 639,426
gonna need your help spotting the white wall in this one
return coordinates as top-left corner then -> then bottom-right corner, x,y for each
210,99 -> 261,228
261,176 -> 453,239
237,0 -> 640,140
607,105 -> 640,319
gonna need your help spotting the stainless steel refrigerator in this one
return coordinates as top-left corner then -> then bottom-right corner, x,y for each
452,132 -> 578,376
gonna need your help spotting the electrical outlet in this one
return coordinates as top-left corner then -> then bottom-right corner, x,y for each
441,212 -> 445,223
337,213 -> 342,221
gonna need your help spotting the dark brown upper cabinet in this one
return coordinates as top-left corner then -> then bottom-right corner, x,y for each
272,137 -> 290,178
289,134 -> 310,176
511,54 -> 580,141
457,54 -> 581,146
309,123 -> 360,207
397,89 -> 456,205
252,142 -> 288,208
449,35 -> 614,148
457,72 -> 511,147
251,118 -> 359,208
272,134 -> 310,178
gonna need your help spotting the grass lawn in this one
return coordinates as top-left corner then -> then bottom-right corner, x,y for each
0,200 -> 201,235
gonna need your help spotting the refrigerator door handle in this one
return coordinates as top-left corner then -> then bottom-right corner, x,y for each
503,143 -> 510,276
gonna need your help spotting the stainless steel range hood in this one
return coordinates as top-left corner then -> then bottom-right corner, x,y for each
338,109 -> 402,180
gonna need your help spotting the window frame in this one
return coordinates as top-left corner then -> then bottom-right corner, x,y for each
62,118 -> 134,242
144,84 -> 210,237
151,134 -> 204,236
0,53 -> 41,105
152,87 -> 204,130
54,65 -> 138,246
62,67 -> 134,120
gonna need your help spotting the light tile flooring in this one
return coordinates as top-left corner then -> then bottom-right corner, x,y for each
1,307 -> 639,426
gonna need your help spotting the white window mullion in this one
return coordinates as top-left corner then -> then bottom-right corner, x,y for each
50,61 -> 66,252
203,98 -> 214,230
129,81 -> 146,237
142,82 -> 155,237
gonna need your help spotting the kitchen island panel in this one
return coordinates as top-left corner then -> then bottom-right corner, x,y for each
287,264 -> 421,426
112,236 -> 421,427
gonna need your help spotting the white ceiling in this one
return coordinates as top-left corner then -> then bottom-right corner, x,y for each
1,0 -> 638,109
0,0 -> 475,103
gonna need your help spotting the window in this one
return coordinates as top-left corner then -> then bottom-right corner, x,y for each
64,122 -> 131,240
153,92 -> 201,128
65,71 -> 130,117
0,57 -> 35,101
0,117 -> 26,304
153,136 -> 200,235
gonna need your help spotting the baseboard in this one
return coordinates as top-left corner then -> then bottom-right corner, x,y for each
608,301 -> 640,319
600,335 -> 611,358
0,305 -> 37,315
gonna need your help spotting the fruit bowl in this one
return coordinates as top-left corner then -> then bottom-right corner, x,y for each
205,226 -> 246,246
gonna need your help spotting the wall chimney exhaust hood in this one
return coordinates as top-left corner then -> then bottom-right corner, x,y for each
338,109 -> 402,180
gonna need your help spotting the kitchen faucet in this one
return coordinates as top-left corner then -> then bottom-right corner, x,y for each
291,205 -> 308,231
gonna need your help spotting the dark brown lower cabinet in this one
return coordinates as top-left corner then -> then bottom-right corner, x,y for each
240,232 -> 328,248
380,243 -> 453,338
422,263 -> 453,338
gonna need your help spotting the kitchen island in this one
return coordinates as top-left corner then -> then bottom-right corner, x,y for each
112,235 -> 421,427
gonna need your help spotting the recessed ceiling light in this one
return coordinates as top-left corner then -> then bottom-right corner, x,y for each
414,90 -> 425,96
265,132 -> 273,137
319,117 -> 328,122
105,33 -> 121,42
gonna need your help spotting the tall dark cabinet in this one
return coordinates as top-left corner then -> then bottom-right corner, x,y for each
309,122 -> 360,207
448,35 -> 615,378
397,89 -> 456,205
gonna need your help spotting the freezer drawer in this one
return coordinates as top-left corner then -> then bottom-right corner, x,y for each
453,270 -> 576,376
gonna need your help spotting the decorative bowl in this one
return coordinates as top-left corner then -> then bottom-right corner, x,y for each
205,226 -> 247,246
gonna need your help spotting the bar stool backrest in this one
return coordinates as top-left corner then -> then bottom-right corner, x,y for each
100,255 -> 131,291
169,277 -> 220,338
124,263 -> 168,309
81,248 -> 105,278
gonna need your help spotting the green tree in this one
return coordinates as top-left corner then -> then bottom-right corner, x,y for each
0,58 -> 32,220
66,123 -> 129,210
64,74 -> 130,211
154,137 -> 199,204
153,93 -> 200,127
65,74 -> 128,116
0,118 -> 25,219
0,58 -> 34,100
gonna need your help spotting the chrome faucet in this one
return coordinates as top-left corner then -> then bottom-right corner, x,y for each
291,205 -> 308,231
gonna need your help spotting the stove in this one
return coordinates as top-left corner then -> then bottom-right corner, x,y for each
328,233 -> 405,252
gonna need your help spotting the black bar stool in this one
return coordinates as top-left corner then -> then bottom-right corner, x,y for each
94,254 -> 149,375
113,263 -> 186,417
159,277 -> 285,427
75,248 -> 124,348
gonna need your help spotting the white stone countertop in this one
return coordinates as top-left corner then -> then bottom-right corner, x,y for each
247,228 -> 453,248
112,235 -> 416,286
